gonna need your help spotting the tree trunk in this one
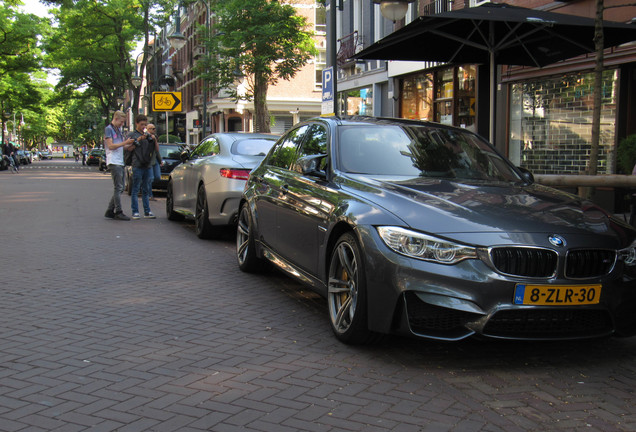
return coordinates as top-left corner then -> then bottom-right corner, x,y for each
583,0 -> 605,200
253,71 -> 270,133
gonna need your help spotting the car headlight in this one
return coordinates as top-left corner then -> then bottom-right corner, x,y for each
377,226 -> 477,264
619,240 -> 636,266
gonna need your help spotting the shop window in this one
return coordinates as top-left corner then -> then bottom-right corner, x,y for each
456,65 -> 476,129
509,70 -> 618,175
400,66 -> 476,130
400,74 -> 433,121
342,87 -> 373,116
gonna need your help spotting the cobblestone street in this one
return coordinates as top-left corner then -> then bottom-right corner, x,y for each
1,160 -> 635,432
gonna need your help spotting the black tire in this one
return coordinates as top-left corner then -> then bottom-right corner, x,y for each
166,181 -> 184,221
195,185 -> 217,239
327,232 -> 378,344
236,203 -> 268,273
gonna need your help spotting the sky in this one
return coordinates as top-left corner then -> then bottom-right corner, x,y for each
19,0 -> 52,18
18,0 -> 58,85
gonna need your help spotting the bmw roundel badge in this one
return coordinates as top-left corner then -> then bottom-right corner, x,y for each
549,234 -> 566,247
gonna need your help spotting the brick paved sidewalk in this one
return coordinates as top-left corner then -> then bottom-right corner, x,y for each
1,165 -> 635,432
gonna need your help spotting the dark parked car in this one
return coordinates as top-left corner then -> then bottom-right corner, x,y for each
167,133 -> 278,238
237,116 -> 636,344
153,143 -> 186,190
125,143 -> 186,194
86,148 -> 104,166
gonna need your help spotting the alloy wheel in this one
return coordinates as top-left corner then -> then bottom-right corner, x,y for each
328,241 -> 359,335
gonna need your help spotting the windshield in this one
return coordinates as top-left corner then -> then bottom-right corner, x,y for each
232,138 -> 277,156
159,145 -> 182,159
337,124 -> 521,183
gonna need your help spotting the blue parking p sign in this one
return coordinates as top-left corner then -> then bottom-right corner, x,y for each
321,67 -> 334,116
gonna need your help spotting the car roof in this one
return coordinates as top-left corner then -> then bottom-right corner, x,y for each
205,132 -> 279,141
306,115 -> 477,133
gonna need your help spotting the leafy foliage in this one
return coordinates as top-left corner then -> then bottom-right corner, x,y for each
617,134 -> 636,174
199,0 -> 317,132
0,2 -> 48,145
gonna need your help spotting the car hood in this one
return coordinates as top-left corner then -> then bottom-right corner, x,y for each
341,175 -> 634,246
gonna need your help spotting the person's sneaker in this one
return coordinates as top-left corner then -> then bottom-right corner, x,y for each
114,212 -> 130,221
149,197 -> 157,201
132,212 -> 141,220
104,209 -> 115,219
144,211 -> 156,219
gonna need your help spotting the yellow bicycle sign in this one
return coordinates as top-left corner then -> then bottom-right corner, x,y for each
152,92 -> 182,112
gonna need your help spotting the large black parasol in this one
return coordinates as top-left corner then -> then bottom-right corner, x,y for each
352,3 -> 636,141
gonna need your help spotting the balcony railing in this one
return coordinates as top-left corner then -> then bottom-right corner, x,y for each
421,0 -> 453,16
337,31 -> 364,67
337,1 -> 454,66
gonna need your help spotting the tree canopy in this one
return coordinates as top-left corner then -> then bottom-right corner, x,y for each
200,0 -> 317,132
0,1 -> 48,146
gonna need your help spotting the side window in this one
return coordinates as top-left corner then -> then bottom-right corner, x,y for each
193,137 -> 219,158
293,124 -> 328,173
298,124 -> 328,158
267,125 -> 309,169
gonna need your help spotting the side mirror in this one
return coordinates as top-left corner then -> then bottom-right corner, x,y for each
180,150 -> 190,162
517,166 -> 534,184
298,154 -> 327,179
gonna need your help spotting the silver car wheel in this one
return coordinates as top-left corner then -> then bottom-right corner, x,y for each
236,204 -> 267,272
328,240 -> 359,335
237,206 -> 250,266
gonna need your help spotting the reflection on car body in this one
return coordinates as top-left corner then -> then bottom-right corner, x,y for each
236,116 -> 636,344
167,132 -> 278,239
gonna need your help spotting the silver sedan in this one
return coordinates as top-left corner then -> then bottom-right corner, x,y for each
167,132 -> 278,239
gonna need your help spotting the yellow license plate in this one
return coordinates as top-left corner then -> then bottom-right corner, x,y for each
513,284 -> 601,305
160,174 -> 169,180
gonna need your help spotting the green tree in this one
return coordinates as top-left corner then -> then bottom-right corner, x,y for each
44,0 -> 175,118
0,2 -> 47,143
200,0 -> 317,132
45,0 -> 144,120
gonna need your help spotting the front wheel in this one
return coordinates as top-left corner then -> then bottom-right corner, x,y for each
328,232 -> 378,344
236,203 -> 268,273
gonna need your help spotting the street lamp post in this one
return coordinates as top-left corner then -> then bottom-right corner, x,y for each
131,51 -> 145,89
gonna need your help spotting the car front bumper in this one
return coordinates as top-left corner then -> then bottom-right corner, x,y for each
357,226 -> 636,341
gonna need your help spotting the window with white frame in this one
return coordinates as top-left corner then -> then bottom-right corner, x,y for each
315,49 -> 326,89
315,2 -> 326,34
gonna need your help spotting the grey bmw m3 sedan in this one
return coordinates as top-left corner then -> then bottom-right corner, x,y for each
236,116 -> 636,344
